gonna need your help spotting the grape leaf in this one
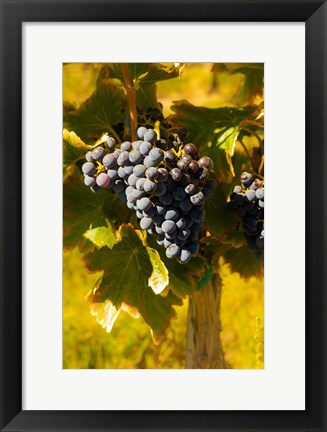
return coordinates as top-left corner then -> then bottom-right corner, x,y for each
83,222 -> 118,249
63,168 -> 130,250
202,236 -> 263,280
63,129 -> 91,177
64,78 -> 127,144
170,100 -> 258,148
205,185 -> 239,238
84,225 -> 182,341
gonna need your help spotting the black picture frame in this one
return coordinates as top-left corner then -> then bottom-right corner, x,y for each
1,0 -> 326,431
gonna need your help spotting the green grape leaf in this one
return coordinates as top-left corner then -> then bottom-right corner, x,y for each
223,63 -> 264,105
146,247 -> 169,295
63,168 -> 130,250
170,100 -> 258,148
205,185 -> 239,238
83,222 -> 118,249
63,129 -> 91,178
85,225 -> 181,341
215,126 -> 240,176
202,237 -> 263,280
64,78 -> 127,144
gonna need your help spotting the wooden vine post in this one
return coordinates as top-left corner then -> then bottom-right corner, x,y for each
186,273 -> 226,369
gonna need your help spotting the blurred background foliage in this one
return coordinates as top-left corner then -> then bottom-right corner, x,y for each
63,63 -> 264,369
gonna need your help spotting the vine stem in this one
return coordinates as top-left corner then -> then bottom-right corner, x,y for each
120,64 -> 138,141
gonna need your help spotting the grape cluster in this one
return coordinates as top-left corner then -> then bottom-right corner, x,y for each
229,172 -> 264,261
81,127 -> 216,263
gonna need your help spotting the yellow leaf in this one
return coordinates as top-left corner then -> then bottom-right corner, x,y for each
146,247 -> 169,295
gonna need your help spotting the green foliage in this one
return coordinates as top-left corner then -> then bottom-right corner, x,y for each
64,78 -> 127,144
84,224 -> 182,342
63,129 -> 91,178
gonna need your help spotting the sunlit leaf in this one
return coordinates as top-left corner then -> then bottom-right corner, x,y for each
146,247 -> 169,295
90,300 -> 121,333
85,224 -> 181,341
64,78 -> 127,144
63,129 -> 91,177
83,223 -> 118,249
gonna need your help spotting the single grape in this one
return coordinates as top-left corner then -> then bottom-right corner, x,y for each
106,137 -> 116,149
157,168 -> 169,182
170,167 -> 182,181
84,175 -> 96,187
163,238 -> 173,248
136,210 -> 143,219
148,148 -> 164,163
190,207 -> 205,223
164,207 -> 179,221
85,151 -> 94,162
143,156 -> 156,168
128,174 -> 138,187
127,194 -> 137,204
245,190 -> 256,202
129,150 -> 143,165
258,199 -> 264,208
250,179 -> 261,190
140,141 -> 152,156
176,218 -> 186,229
241,171 -> 254,187
178,249 -> 192,264
102,154 -> 117,168
156,182 -> 166,196
157,234 -> 165,246
137,197 -> 151,211
120,141 -> 132,151
256,188 -> 264,199
177,155 -> 192,171
90,185 -> 101,193
180,198 -> 193,212
173,187 -> 186,201
155,203 -> 166,215
184,143 -> 197,155
143,207 -> 156,218
187,241 -> 200,255
162,220 -> 176,234
113,149 -> 122,158
190,191 -> 205,206
137,126 -> 148,140
136,177 -> 146,191
185,184 -> 198,195
132,189 -> 145,200
118,166 -> 128,179
164,150 -> 176,164
188,160 -> 199,174
92,146 -> 105,161
177,228 -> 190,240
179,173 -> 191,187
144,129 -> 157,144
166,244 -> 180,259
112,179 -> 125,193
143,179 -> 157,193
82,162 -> 96,176
155,226 -> 164,235
125,164 -> 134,175
160,193 -> 173,206
146,167 -> 159,181
140,217 -> 153,230
117,150 -> 131,166
133,164 -> 146,177
197,167 -> 210,181
198,156 -> 213,170
96,173 -> 111,188
153,214 -> 164,225
125,186 -> 134,195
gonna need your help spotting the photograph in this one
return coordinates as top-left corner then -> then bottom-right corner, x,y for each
63,63 -> 265,369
